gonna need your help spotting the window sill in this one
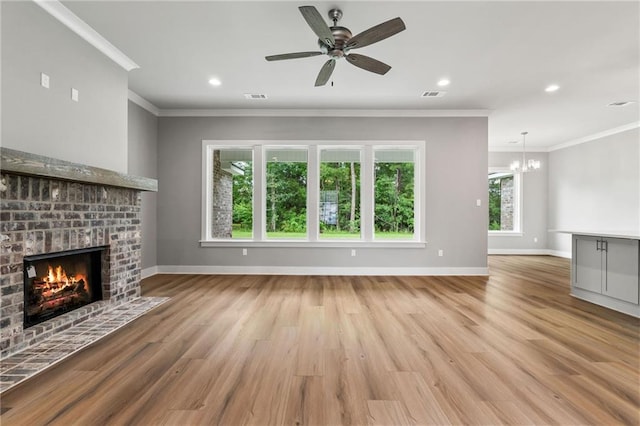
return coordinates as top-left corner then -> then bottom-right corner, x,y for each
488,231 -> 523,237
200,240 -> 427,249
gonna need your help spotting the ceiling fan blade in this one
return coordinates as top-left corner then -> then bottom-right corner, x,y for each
299,6 -> 335,47
346,17 -> 406,50
345,53 -> 391,75
315,59 -> 336,86
265,51 -> 323,61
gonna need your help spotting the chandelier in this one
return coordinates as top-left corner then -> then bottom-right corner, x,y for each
510,131 -> 540,173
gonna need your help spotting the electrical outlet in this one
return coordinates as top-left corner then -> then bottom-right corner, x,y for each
476,199 -> 482,207
534,237 -> 538,243
40,73 -> 50,88
351,249 -> 356,257
71,88 -> 79,102
242,248 -> 247,256
438,249 -> 444,257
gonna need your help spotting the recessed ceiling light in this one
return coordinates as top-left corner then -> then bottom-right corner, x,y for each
437,78 -> 450,87
208,78 -> 222,86
545,84 -> 559,92
507,140 -> 519,144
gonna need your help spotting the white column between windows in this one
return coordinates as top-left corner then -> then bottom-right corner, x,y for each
253,145 -> 264,241
307,145 -> 319,242
361,145 -> 374,242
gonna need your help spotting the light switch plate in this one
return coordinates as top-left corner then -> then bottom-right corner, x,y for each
71,88 -> 79,102
40,73 -> 50,88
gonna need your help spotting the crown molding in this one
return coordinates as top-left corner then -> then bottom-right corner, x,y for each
33,0 -> 139,71
490,121 -> 640,153
488,145 -> 548,153
157,109 -> 490,118
548,121 -> 640,152
128,90 -> 160,116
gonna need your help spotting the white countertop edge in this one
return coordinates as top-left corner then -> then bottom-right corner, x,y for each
549,230 -> 640,240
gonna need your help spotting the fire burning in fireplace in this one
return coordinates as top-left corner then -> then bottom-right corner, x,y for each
27,264 -> 92,317
35,264 -> 90,301
23,247 -> 105,328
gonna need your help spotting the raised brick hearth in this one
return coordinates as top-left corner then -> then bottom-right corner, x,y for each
0,148 -> 157,358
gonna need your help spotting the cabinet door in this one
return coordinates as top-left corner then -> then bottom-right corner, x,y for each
603,238 -> 639,304
574,236 -> 603,293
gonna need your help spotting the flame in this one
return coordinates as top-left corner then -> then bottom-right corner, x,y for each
39,265 -> 88,297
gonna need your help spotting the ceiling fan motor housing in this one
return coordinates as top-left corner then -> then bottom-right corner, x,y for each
318,26 -> 352,58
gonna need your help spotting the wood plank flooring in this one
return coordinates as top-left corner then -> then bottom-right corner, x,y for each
1,256 -> 638,425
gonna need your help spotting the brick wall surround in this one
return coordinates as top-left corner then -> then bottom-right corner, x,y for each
0,172 -> 143,357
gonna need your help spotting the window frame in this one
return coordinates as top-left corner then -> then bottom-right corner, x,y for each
488,167 -> 523,236
373,146 -> 419,241
201,140 -> 426,248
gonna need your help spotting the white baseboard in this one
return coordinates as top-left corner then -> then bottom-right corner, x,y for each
141,266 -> 159,279
488,248 -> 572,258
155,265 -> 489,276
488,249 -> 550,255
548,249 -> 572,259
141,253 -> 574,278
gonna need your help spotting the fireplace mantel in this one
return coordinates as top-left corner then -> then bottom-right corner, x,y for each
1,148 -> 157,192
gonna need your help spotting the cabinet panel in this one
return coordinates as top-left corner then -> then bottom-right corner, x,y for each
574,236 -> 603,293
604,238 -> 640,304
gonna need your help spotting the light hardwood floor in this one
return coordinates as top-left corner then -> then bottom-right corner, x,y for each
1,256 -> 638,425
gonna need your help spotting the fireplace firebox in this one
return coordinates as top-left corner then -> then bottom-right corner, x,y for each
23,246 -> 107,328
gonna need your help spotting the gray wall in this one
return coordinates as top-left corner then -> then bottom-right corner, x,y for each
1,2 -> 128,173
127,101 -> 158,270
157,116 -> 488,270
488,151 -> 548,252
548,127 -> 640,254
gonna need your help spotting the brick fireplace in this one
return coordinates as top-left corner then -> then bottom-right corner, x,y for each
0,148 -> 157,358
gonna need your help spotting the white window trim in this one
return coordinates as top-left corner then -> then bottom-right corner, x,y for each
372,145 -> 423,242
201,140 -> 425,247
488,167 -> 522,235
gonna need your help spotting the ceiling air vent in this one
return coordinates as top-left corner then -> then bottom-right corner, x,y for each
244,93 -> 268,100
607,101 -> 634,107
421,90 -> 446,98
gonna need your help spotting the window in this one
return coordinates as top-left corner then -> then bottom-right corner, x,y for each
202,141 -> 424,245
205,148 -> 253,240
374,149 -> 416,240
319,148 -> 361,239
488,171 -> 520,232
265,148 -> 308,239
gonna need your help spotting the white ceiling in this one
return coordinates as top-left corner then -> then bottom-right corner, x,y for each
61,0 -> 639,149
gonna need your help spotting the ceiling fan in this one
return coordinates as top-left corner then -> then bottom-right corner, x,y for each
265,6 -> 406,87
